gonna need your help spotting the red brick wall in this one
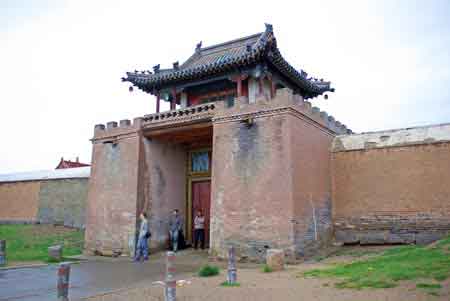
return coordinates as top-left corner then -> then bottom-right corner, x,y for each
0,181 -> 40,222
332,143 -> 450,244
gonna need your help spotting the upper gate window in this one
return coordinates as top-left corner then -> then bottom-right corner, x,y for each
191,151 -> 209,173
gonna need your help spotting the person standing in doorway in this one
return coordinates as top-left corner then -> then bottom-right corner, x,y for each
169,209 -> 182,252
194,210 -> 205,250
134,212 -> 150,262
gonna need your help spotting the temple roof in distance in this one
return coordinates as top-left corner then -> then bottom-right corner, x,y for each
123,24 -> 334,99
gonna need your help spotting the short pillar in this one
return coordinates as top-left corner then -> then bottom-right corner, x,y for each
0,240 -> 6,266
266,249 -> 285,271
48,245 -> 63,262
227,246 -> 237,284
57,262 -> 70,301
165,251 -> 176,301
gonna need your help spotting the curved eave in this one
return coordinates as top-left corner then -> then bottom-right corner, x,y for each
122,26 -> 334,98
123,53 -> 262,92
266,48 -> 334,98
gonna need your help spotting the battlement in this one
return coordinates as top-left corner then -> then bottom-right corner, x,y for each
332,122 -> 450,152
92,88 -> 351,140
254,88 -> 352,135
93,118 -> 142,141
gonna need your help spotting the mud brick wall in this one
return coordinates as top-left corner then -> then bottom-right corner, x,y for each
332,132 -> 450,245
37,178 -> 88,229
0,181 -> 40,222
210,89 -> 345,261
211,112 -> 295,261
143,138 -> 186,250
85,125 -> 143,256
289,114 -> 334,257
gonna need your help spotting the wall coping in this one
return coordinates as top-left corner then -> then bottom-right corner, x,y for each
0,167 -> 91,183
332,122 -> 450,152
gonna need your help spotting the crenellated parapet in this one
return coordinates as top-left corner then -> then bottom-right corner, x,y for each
92,118 -> 142,142
92,88 -> 351,142
225,88 -> 352,135
284,90 -> 352,135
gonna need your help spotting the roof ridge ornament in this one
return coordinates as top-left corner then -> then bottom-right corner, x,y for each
153,64 -> 160,73
195,41 -> 202,53
264,23 -> 273,33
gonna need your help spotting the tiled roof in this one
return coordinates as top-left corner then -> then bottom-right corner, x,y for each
56,158 -> 90,169
123,24 -> 334,99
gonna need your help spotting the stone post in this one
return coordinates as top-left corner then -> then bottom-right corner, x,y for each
0,240 -> 6,266
57,262 -> 70,301
227,246 -> 237,284
49,245 -> 63,262
165,251 -> 176,301
266,249 -> 285,271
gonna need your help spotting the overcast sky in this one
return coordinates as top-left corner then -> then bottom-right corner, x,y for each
1,0 -> 449,174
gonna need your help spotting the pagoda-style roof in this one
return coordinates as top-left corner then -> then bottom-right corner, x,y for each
123,24 -> 334,99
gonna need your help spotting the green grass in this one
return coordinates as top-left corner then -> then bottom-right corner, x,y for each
220,281 -> 241,287
198,264 -> 220,277
0,224 -> 84,265
262,264 -> 273,273
303,236 -> 450,289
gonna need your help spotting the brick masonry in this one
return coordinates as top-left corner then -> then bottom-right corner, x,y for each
0,178 -> 88,228
85,119 -> 188,256
143,138 -> 186,250
87,88 -> 450,261
86,89 -> 347,260
0,181 -> 40,222
210,89 -> 344,261
85,126 -> 143,256
38,178 -> 88,229
332,127 -> 450,245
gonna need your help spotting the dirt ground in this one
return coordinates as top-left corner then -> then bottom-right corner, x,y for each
84,250 -> 450,301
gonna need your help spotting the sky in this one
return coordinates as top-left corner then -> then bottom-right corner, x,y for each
0,0 -> 449,173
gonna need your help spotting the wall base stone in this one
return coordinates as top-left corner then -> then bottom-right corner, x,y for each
334,216 -> 450,245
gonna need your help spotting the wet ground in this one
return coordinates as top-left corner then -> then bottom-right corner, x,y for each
0,250 -> 211,301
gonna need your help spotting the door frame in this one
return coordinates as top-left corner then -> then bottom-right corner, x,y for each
186,148 -> 212,243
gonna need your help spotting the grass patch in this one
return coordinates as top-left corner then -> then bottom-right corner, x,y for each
262,264 -> 273,273
303,236 -> 450,289
198,264 -> 220,277
0,224 -> 84,264
220,281 -> 241,287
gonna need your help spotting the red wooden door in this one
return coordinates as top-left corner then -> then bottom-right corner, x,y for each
191,181 -> 211,246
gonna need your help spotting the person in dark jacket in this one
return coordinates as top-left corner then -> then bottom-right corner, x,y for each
169,209 -> 182,252
134,212 -> 150,262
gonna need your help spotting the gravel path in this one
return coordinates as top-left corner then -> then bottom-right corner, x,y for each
84,259 -> 450,301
